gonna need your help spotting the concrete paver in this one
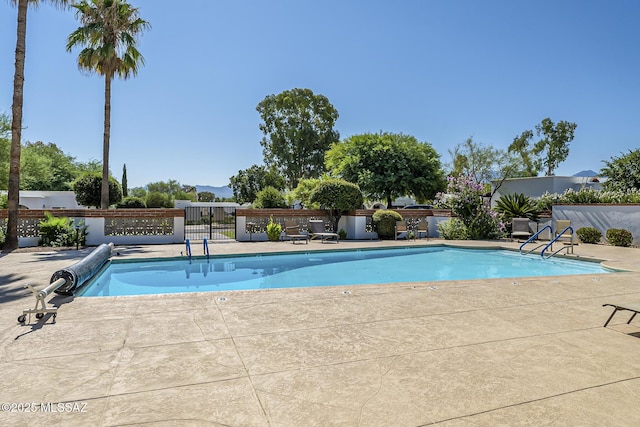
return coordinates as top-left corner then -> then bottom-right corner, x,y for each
1,239 -> 639,426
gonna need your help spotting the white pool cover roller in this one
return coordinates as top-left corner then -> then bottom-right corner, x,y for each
52,243 -> 114,295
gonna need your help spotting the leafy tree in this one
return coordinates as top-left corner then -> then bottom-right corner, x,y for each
326,132 -> 445,208
20,141 -> 78,190
67,0 -> 149,209
509,118 -> 577,176
449,137 -> 528,184
146,180 -> 182,195
253,186 -> 287,208
293,177 -> 322,209
257,88 -> 339,188
600,149 -> 640,191
145,191 -> 173,208
197,191 -> 215,202
121,164 -> 128,197
229,164 -> 286,204
5,0 -> 73,250
0,112 -> 10,190
75,158 -> 103,174
73,173 -> 122,208
129,187 -> 146,198
310,179 -> 363,233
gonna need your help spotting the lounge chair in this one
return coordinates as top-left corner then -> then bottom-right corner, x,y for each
551,219 -> 574,253
308,220 -> 339,243
416,219 -> 428,239
395,221 -> 408,240
603,303 -> 640,327
511,218 -> 531,241
554,219 -> 573,243
284,220 -> 309,244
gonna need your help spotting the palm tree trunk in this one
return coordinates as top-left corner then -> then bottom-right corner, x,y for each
101,74 -> 112,209
4,0 -> 28,250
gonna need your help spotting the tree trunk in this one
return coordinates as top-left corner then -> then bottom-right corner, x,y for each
101,74 -> 112,209
4,0 -> 28,250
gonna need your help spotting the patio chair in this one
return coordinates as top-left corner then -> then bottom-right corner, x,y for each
554,219 -> 573,243
284,220 -> 309,244
309,220 -> 339,243
416,219 -> 428,239
395,221 -> 408,240
511,218 -> 531,241
602,303 -> 640,327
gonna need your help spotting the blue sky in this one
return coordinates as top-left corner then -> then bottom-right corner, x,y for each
1,0 -> 639,189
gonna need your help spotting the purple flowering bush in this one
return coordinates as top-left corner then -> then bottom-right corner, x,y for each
435,175 -> 504,240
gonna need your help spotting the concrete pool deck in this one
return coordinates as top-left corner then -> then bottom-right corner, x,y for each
1,239 -> 639,426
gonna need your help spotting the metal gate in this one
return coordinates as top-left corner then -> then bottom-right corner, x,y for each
184,206 -> 236,241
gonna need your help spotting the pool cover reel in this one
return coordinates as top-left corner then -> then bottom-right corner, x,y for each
51,243 -> 113,295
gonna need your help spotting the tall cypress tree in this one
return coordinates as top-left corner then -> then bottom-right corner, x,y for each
122,164 -> 128,197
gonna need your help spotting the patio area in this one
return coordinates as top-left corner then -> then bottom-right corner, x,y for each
1,239 -> 639,426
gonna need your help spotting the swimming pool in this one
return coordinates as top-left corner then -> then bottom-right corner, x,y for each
78,246 -> 612,297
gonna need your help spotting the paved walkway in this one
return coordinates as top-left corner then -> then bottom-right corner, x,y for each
1,239 -> 639,426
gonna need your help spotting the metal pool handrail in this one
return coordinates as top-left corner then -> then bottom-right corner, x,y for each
185,238 -> 192,260
203,238 -> 210,260
519,225 -> 552,255
541,226 -> 575,259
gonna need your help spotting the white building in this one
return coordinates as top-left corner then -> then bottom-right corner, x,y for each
0,190 -> 83,209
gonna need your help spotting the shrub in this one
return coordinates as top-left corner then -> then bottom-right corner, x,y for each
117,196 -> 146,208
436,175 -> 503,239
146,192 -> 174,208
254,186 -> 287,208
372,209 -> 403,240
437,218 -> 468,240
265,217 -> 282,241
338,229 -> 347,240
38,212 -> 86,247
0,193 -> 7,209
606,228 -> 633,247
0,224 -> 5,246
576,227 -> 602,244
494,193 -> 540,222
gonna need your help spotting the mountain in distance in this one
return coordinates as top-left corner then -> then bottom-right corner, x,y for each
195,185 -> 233,199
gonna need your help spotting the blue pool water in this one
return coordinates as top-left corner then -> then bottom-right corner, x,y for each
78,246 -> 612,297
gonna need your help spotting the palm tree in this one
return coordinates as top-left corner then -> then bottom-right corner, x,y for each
4,0 -> 71,250
66,0 -> 149,209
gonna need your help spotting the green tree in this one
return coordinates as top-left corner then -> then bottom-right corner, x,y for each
146,180 -> 181,195
509,118 -> 577,176
253,186 -> 287,208
600,149 -> 640,191
449,137 -> 527,184
326,132 -> 445,208
197,191 -> 215,202
121,163 -> 128,197
129,187 -> 146,198
229,164 -> 286,204
257,88 -> 339,188
145,191 -> 173,208
20,141 -> 78,190
0,112 -> 10,190
67,0 -> 149,209
75,158 -> 103,174
293,177 -> 322,209
73,173 -> 122,208
310,179 -> 363,233
5,0 -> 72,250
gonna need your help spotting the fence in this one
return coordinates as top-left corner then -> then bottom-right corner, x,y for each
0,209 -> 185,247
235,208 -> 453,241
184,206 -> 236,241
